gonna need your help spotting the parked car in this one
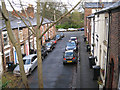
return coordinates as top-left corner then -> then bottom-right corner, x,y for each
77,28 -> 84,31
41,46 -> 48,60
63,50 -> 78,65
45,42 -> 55,52
69,36 -> 78,45
56,34 -> 61,41
68,28 -> 77,31
60,32 -> 64,38
13,54 -> 37,76
65,41 -> 77,51
50,39 -> 57,45
58,28 -> 67,32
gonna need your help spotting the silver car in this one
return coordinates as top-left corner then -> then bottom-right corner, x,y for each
13,54 -> 37,76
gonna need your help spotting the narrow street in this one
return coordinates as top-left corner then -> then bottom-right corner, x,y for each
28,31 -> 98,88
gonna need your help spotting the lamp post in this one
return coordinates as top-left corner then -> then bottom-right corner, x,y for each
14,21 -> 21,64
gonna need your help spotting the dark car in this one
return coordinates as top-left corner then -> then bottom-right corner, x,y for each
41,46 -> 48,60
56,34 -> 61,41
35,46 -> 48,60
65,41 -> 77,51
77,28 -> 84,31
60,32 -> 64,38
45,42 -> 55,52
50,39 -> 57,45
63,50 -> 78,65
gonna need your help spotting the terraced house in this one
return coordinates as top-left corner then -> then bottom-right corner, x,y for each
86,1 -> 120,89
0,5 -> 56,70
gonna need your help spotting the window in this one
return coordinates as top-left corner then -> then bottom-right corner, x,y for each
21,45 -> 24,54
31,56 -> 37,62
19,30 -> 23,42
5,53 -> 10,62
104,17 -> 108,41
30,42 -> 33,49
3,32 -> 9,47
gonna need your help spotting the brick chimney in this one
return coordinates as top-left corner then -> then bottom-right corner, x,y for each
12,4 -> 34,18
26,4 -> 34,18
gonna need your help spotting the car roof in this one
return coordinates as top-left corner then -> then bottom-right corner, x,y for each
70,37 -> 77,38
65,50 -> 73,53
23,54 -> 37,60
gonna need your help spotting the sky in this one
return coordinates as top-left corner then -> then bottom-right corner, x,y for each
0,0 -> 115,11
0,0 -> 81,11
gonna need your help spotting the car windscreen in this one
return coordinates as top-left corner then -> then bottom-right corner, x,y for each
71,38 -> 76,40
56,35 -> 60,37
67,42 -> 76,46
23,59 -> 31,65
65,52 -> 73,57
46,43 -> 52,46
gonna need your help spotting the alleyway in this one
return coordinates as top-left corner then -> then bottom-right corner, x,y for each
79,33 -> 98,88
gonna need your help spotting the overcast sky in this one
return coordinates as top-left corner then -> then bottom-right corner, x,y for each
0,0 -> 81,11
0,0 -> 114,11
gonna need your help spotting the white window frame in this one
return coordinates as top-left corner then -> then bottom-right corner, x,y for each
21,45 -> 24,54
104,17 -> 108,41
4,49 -> 11,63
2,31 -> 10,49
19,30 -> 24,42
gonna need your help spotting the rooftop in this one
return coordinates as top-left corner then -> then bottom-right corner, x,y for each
87,1 -> 120,18
0,12 -> 53,31
85,2 -> 115,8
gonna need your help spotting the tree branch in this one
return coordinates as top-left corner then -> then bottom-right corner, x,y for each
39,0 -> 82,40
20,33 -> 33,44
0,27 -> 6,31
37,2 -> 47,29
19,0 -> 36,33
8,0 -> 36,36
0,3 -> 8,20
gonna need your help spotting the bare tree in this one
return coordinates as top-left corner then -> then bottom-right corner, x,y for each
1,0 -> 82,88
1,0 -> 29,88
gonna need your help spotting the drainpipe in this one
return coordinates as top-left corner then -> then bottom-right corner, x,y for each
0,27 -> 3,82
105,11 -> 111,88
93,16 -> 95,56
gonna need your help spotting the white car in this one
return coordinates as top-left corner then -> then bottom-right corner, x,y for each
68,28 -> 77,31
13,54 -> 37,76
58,28 -> 66,32
70,37 -> 78,44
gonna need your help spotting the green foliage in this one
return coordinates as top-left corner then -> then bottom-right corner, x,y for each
56,9 -> 84,29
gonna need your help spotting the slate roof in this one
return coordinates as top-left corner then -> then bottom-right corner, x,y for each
0,11 -> 53,31
95,0 -> 120,14
85,2 -> 115,8
87,1 -> 120,18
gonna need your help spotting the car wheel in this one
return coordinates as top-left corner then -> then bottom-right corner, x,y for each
46,52 -> 48,56
63,62 -> 66,65
42,56 -> 44,60
29,69 -> 32,75
75,61 -> 77,64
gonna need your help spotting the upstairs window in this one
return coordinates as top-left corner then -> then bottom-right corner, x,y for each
2,31 -> 9,47
19,30 -> 23,42
104,17 -> 108,41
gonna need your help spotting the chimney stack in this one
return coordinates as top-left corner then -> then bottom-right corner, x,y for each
12,4 -> 34,18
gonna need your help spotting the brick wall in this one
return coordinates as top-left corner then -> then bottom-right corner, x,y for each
87,18 -> 91,44
84,8 -> 92,37
106,9 -> 120,88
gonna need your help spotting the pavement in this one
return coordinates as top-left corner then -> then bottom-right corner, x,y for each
76,32 -> 98,88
